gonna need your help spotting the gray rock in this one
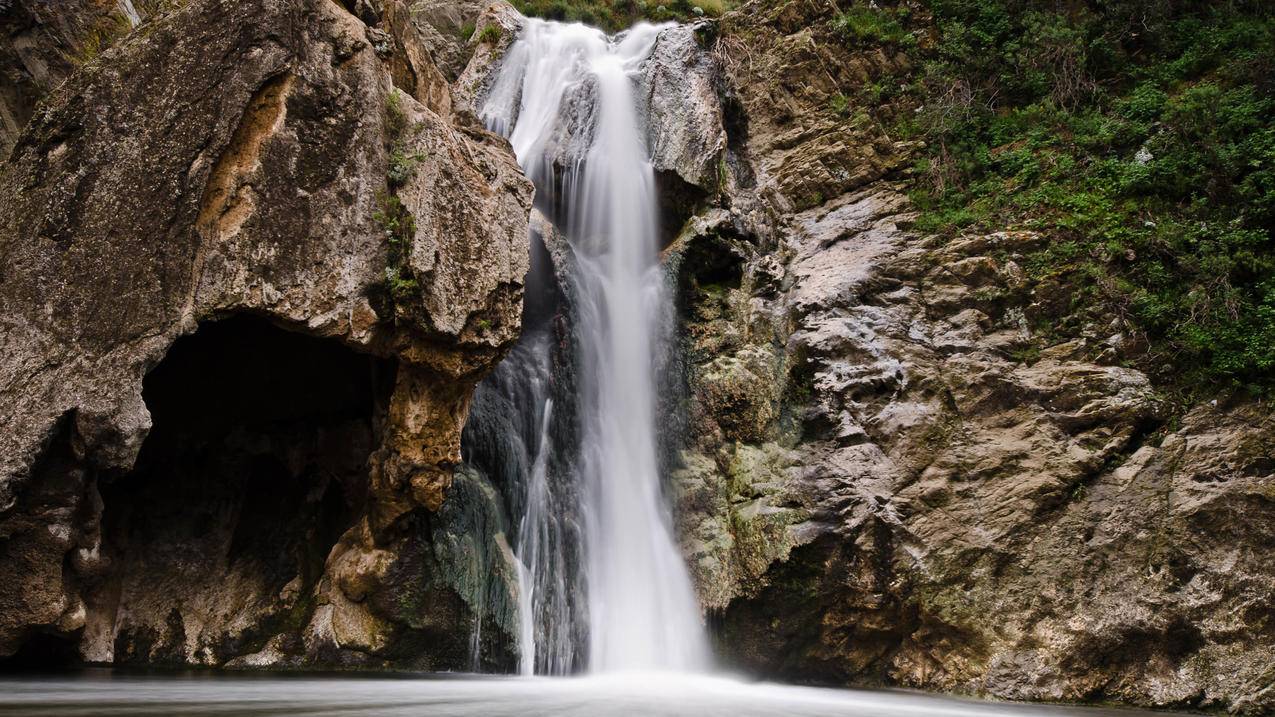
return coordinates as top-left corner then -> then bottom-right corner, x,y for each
672,3 -> 1275,712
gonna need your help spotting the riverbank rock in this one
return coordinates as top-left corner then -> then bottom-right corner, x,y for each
671,0 -> 1275,713
0,0 -> 530,670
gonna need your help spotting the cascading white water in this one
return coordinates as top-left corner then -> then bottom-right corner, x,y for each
480,19 -> 710,674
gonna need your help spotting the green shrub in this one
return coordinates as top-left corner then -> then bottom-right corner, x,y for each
387,148 -> 425,188
834,4 -> 912,47
898,1 -> 1275,396
384,89 -> 409,141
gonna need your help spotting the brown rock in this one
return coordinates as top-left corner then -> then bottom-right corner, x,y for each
0,0 -> 530,669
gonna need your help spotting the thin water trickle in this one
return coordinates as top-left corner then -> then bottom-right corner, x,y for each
478,19 -> 710,674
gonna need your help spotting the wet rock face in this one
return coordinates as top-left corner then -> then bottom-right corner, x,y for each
668,1 -> 1275,713
0,0 -> 530,668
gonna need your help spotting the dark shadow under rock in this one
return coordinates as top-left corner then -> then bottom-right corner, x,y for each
83,315 -> 395,665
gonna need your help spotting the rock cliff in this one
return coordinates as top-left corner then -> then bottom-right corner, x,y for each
0,0 -> 531,669
666,1 -> 1275,713
0,0 -> 1271,713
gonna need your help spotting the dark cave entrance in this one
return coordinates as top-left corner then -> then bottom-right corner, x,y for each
92,315 -> 395,664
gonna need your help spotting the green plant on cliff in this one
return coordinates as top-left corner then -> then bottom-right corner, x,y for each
388,148 -> 426,187
135,0 -> 190,16
67,11 -> 132,66
374,193 -> 420,305
895,0 -> 1275,397
385,88 -> 410,140
834,3 -> 914,47
378,90 -> 424,310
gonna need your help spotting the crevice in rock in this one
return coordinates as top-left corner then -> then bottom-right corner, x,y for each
654,169 -> 710,249
1032,416 -> 1164,523
83,314 -> 395,665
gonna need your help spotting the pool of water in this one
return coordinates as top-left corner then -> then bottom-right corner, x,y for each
0,670 -> 1175,717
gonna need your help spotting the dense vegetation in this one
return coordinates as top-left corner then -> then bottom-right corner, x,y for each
880,0 -> 1275,398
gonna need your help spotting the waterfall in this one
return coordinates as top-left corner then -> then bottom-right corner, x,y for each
469,18 -> 710,674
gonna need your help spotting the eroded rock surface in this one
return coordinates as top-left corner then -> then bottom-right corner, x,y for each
1,0 -> 118,157
668,1 -> 1275,713
0,0 -> 531,669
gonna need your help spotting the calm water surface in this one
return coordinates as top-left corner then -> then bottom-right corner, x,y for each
0,671 -> 1178,717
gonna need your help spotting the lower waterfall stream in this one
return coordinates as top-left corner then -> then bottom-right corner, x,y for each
466,19 -> 708,675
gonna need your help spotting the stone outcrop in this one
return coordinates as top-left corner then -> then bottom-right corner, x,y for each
0,0 -> 531,669
668,0 -> 1275,714
1,0 -> 123,157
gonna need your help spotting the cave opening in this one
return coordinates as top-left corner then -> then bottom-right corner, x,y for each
88,314 -> 396,664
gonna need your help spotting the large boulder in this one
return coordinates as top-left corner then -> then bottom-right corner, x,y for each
0,0 -> 531,669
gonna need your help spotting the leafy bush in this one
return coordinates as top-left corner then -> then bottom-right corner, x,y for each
896,0 -> 1275,397
834,4 -> 913,47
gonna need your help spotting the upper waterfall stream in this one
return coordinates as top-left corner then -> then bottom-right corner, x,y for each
469,19 -> 709,674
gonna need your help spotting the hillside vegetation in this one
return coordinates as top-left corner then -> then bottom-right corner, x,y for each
883,0 -> 1275,400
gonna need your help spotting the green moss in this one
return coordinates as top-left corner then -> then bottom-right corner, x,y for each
69,12 -> 132,66
477,24 -> 503,44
